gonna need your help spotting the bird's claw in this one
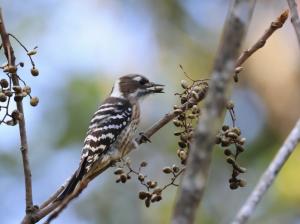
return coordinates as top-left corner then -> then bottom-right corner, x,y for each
138,132 -> 151,144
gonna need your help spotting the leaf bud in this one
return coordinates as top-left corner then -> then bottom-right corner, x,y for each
180,96 -> 187,104
120,174 -> 127,183
162,167 -> 172,174
4,90 -> 13,97
238,137 -> 246,145
114,168 -> 124,175
179,151 -> 187,160
238,179 -> 247,187
31,67 -> 39,76
145,198 -> 151,207
23,86 -> 32,95
230,182 -> 238,190
236,144 -> 245,152
153,188 -> 162,195
174,108 -> 183,114
224,149 -> 232,156
181,80 -> 189,89
172,165 -> 180,173
138,174 -> 145,182
0,79 -> 9,88
226,157 -> 235,165
139,191 -> 148,200
30,97 -> 39,106
148,181 -> 157,189
226,101 -> 234,110
178,141 -> 186,148
227,131 -> 238,139
27,50 -> 37,56
140,161 -> 148,167
222,125 -> 229,131
173,119 -> 181,127
231,127 -> 241,136
221,138 -> 230,147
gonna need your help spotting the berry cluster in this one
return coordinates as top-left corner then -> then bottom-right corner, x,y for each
114,159 -> 184,207
173,67 -> 209,165
0,35 -> 39,126
216,101 -> 247,190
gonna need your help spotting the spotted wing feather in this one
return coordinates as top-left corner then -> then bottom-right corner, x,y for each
81,97 -> 132,172
57,97 -> 132,200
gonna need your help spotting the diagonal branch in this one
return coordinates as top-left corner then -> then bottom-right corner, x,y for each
0,8 -> 34,213
235,9 -> 289,68
232,118 -> 300,224
287,0 -> 300,47
171,1 -> 257,223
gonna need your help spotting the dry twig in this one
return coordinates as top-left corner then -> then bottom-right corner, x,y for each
0,8 -> 34,213
232,118 -> 300,224
235,10 -> 289,68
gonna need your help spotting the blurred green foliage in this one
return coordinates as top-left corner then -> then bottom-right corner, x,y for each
56,77 -> 106,148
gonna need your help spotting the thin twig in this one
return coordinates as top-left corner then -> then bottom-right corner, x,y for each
161,168 -> 185,191
287,0 -> 300,47
235,9 -> 289,68
232,118 -> 300,224
171,1 -> 256,224
0,8 -> 34,213
8,33 -> 36,67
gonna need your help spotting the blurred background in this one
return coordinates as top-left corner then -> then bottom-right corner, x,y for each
0,0 -> 300,223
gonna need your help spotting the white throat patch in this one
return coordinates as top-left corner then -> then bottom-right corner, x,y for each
110,79 -> 124,98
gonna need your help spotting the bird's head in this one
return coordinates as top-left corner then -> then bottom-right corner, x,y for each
110,74 -> 164,101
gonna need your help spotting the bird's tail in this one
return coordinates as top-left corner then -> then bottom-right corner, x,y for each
56,160 -> 86,201
56,172 -> 80,201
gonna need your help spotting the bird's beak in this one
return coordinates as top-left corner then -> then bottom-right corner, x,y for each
146,82 -> 165,93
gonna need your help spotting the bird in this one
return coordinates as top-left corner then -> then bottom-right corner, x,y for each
57,74 -> 164,200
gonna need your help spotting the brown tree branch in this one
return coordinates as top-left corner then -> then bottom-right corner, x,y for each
287,0 -> 300,47
232,118 -> 300,224
0,8 -> 34,213
171,1 -> 257,224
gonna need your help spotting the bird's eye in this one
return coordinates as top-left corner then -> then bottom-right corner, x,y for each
139,78 -> 149,85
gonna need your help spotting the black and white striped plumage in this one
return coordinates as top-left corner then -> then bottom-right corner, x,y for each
82,97 -> 133,172
57,74 -> 163,200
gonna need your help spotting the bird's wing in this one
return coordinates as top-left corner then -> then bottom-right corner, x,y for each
56,97 -> 133,201
80,97 -> 133,173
